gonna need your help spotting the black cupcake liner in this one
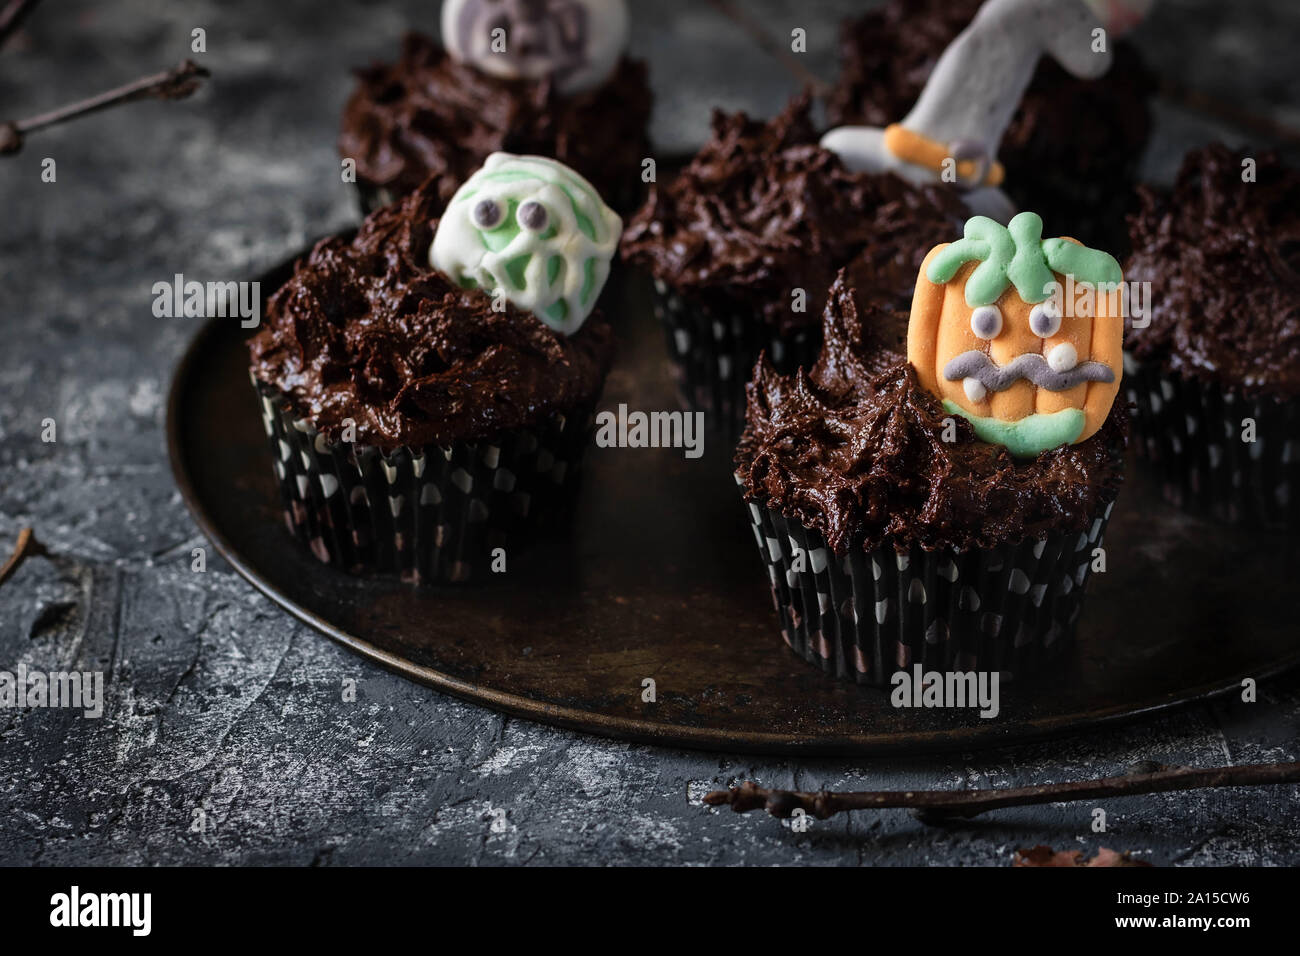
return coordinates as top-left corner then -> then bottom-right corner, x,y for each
1124,354 -> 1299,528
742,489 -> 1115,686
253,378 -> 595,583
651,280 -> 819,437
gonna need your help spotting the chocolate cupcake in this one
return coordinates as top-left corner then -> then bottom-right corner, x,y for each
339,1 -> 652,214
1124,144 -> 1300,528
737,212 -> 1128,685
824,0 -> 1153,255
621,94 -> 965,435
249,154 -> 620,582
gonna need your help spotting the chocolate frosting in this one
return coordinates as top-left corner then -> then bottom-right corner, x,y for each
1125,144 -> 1300,400
620,94 -> 967,335
338,32 -> 652,208
736,270 -> 1127,555
825,0 -> 1153,254
248,183 -> 614,451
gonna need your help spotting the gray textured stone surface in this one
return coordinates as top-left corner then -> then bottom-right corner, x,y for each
1,0 -> 1298,866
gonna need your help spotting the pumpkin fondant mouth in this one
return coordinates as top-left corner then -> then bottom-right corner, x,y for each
942,401 -> 1086,458
943,349 -> 1116,393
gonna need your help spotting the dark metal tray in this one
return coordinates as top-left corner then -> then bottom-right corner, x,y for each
166,250 -> 1300,755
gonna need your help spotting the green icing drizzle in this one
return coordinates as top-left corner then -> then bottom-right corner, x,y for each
943,400 -> 1084,458
580,258 -> 597,306
547,255 -> 563,287
479,200 -> 519,252
925,212 -> 1121,307
544,300 -> 568,324
503,254 -> 530,291
571,203 -> 595,242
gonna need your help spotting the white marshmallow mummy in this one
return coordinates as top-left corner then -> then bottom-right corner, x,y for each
430,152 -> 622,335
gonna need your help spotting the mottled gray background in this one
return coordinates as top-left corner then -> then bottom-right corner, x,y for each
1,0 -> 1298,866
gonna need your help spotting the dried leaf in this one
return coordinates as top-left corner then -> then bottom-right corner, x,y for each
1014,845 -> 1152,867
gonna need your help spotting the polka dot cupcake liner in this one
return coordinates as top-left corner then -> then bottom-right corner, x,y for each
651,281 -> 818,438
253,378 -> 596,584
1124,354 -> 1299,528
742,489 -> 1115,686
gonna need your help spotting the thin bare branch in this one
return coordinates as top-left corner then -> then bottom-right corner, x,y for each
704,762 -> 1300,821
1,59 -> 210,156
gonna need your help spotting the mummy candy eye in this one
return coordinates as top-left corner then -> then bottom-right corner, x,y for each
518,200 -> 549,232
472,199 -> 504,229
1029,302 -> 1062,338
970,304 -> 1002,340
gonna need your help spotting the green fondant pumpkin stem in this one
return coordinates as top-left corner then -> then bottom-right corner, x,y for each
925,212 -> 1121,307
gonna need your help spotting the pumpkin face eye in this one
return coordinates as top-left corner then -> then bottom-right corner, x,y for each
1028,302 -> 1062,338
969,305 -> 1002,340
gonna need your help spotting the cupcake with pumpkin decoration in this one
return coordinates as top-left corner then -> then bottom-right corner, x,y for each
248,153 -> 619,583
736,212 -> 1128,684
339,0 -> 652,214
1124,143 -> 1300,528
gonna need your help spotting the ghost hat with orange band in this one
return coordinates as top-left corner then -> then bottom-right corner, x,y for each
881,124 -> 1006,191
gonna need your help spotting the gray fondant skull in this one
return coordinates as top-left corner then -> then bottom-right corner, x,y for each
442,0 -> 629,95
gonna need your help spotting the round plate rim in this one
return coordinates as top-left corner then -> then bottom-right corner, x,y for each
165,279 -> 1300,758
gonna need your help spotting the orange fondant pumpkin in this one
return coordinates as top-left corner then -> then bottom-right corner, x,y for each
907,212 -> 1124,457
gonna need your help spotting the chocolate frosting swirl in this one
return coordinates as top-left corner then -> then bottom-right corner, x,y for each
620,94 -> 966,335
248,183 -> 614,451
736,270 -> 1127,555
338,32 -> 652,208
1125,144 -> 1300,400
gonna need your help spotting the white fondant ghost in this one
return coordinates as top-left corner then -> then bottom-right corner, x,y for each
430,153 -> 622,335
820,0 -> 1154,223
442,0 -> 629,96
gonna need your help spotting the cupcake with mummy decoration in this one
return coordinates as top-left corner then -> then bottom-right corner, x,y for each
339,0 -> 652,214
823,0 -> 1154,256
621,93 -> 966,436
1124,144 -> 1300,528
248,154 -> 619,583
735,211 -> 1128,685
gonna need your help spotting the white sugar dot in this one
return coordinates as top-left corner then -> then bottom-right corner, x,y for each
1047,342 -> 1077,372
